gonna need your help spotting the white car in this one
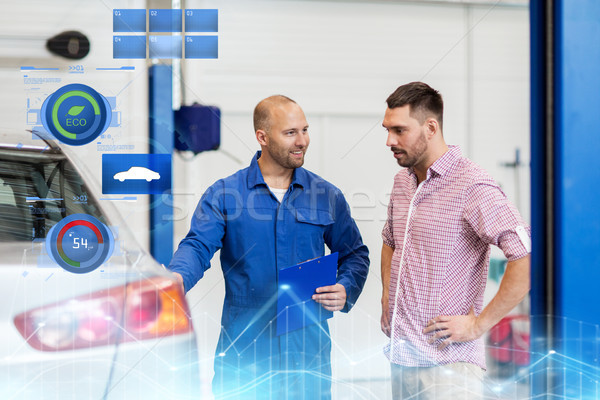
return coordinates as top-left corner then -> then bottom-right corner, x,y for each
0,131 -> 199,399
113,167 -> 161,182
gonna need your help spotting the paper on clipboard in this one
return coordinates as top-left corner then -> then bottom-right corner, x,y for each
276,252 -> 338,336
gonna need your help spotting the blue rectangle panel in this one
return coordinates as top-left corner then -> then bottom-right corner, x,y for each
185,36 -> 218,59
102,154 -> 172,195
113,36 -> 146,59
113,9 -> 146,32
184,9 -> 218,32
149,35 -> 182,59
149,9 -> 182,32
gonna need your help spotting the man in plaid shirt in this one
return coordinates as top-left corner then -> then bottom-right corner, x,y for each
380,82 -> 531,399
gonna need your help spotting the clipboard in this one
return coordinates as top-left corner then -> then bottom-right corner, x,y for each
276,252 -> 338,336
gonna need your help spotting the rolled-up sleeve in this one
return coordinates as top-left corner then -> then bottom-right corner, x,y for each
463,183 -> 531,261
168,182 -> 226,292
324,189 -> 370,313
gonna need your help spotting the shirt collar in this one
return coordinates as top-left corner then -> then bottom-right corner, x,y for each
426,145 -> 462,179
247,151 -> 307,189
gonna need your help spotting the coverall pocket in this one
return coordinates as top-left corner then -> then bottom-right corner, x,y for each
294,208 -> 334,261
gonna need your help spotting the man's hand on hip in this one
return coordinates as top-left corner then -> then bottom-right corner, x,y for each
423,307 -> 483,350
313,283 -> 346,312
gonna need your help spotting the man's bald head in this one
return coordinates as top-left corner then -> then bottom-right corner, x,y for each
253,95 -> 298,133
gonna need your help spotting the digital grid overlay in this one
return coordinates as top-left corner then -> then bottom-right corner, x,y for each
113,9 -> 219,59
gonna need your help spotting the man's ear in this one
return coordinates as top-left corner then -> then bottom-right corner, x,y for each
426,118 -> 439,138
256,129 -> 268,146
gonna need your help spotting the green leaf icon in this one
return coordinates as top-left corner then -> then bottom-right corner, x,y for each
67,105 -> 85,116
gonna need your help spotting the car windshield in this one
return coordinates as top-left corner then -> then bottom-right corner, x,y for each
0,149 -> 106,242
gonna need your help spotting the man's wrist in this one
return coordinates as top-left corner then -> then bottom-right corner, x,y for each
472,316 -> 487,339
172,272 -> 185,292
381,289 -> 389,301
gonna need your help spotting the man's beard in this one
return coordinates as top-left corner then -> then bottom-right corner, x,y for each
394,131 -> 427,168
267,143 -> 306,169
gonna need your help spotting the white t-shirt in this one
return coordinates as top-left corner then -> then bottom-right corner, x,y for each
269,186 -> 287,203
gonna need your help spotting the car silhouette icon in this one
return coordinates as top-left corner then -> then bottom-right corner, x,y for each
113,166 -> 160,182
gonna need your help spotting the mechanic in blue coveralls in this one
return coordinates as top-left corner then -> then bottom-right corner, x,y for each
168,95 -> 370,399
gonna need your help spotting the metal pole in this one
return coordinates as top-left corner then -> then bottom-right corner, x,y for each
149,64 -> 174,266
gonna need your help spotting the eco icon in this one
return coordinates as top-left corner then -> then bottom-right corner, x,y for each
40,83 -> 111,146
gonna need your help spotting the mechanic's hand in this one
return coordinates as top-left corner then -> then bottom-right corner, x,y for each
172,272 -> 185,293
312,283 -> 346,312
423,307 -> 482,350
381,297 -> 391,337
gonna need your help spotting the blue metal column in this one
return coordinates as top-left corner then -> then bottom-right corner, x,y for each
553,1 -> 600,397
529,0 -> 551,396
149,65 -> 174,266
531,1 -> 600,397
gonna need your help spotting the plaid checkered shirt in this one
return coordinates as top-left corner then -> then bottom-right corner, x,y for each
382,145 -> 531,369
